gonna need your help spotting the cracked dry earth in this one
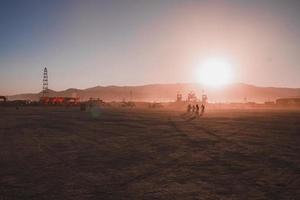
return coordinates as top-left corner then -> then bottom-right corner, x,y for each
0,107 -> 300,200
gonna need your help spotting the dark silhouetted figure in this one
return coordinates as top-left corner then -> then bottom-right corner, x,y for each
192,105 -> 195,113
187,104 -> 192,113
201,104 -> 205,116
196,104 -> 200,115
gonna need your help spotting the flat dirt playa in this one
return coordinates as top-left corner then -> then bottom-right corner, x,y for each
0,107 -> 299,200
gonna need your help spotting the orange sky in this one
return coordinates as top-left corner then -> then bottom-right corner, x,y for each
1,0 -> 300,95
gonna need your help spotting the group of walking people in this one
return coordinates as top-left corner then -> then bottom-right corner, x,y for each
187,103 -> 205,116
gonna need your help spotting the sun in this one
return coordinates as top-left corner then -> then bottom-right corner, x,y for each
197,58 -> 233,87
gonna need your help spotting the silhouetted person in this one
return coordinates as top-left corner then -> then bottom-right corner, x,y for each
196,104 -> 200,115
201,104 -> 205,116
192,105 -> 195,113
187,104 -> 192,113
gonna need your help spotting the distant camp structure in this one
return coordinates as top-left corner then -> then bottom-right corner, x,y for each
176,93 -> 183,102
264,101 -> 275,105
149,102 -> 163,109
276,97 -> 300,106
175,91 -> 208,105
39,96 -> 80,105
187,92 -> 197,102
0,98 -> 32,107
39,67 -> 80,106
0,96 -> 7,103
172,91 -> 208,111
121,101 -> 136,108
87,98 -> 105,107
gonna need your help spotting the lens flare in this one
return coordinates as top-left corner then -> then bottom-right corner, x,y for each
197,58 -> 233,87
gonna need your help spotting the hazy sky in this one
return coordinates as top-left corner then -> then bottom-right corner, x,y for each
1,0 -> 300,95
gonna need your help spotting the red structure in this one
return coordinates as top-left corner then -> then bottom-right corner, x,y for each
40,97 -> 79,105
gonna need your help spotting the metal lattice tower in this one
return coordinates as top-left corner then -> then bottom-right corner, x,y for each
42,67 -> 48,97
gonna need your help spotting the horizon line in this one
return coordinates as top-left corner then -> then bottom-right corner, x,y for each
5,82 -> 300,97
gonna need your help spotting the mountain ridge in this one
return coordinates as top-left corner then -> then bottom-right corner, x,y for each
7,83 -> 300,102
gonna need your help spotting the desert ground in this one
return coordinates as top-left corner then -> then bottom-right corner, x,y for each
0,106 -> 299,200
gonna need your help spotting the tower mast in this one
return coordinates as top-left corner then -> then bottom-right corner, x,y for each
42,67 -> 48,97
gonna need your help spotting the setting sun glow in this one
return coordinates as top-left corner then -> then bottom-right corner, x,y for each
197,58 -> 233,87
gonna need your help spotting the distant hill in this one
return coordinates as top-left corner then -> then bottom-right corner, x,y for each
7,83 -> 300,103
